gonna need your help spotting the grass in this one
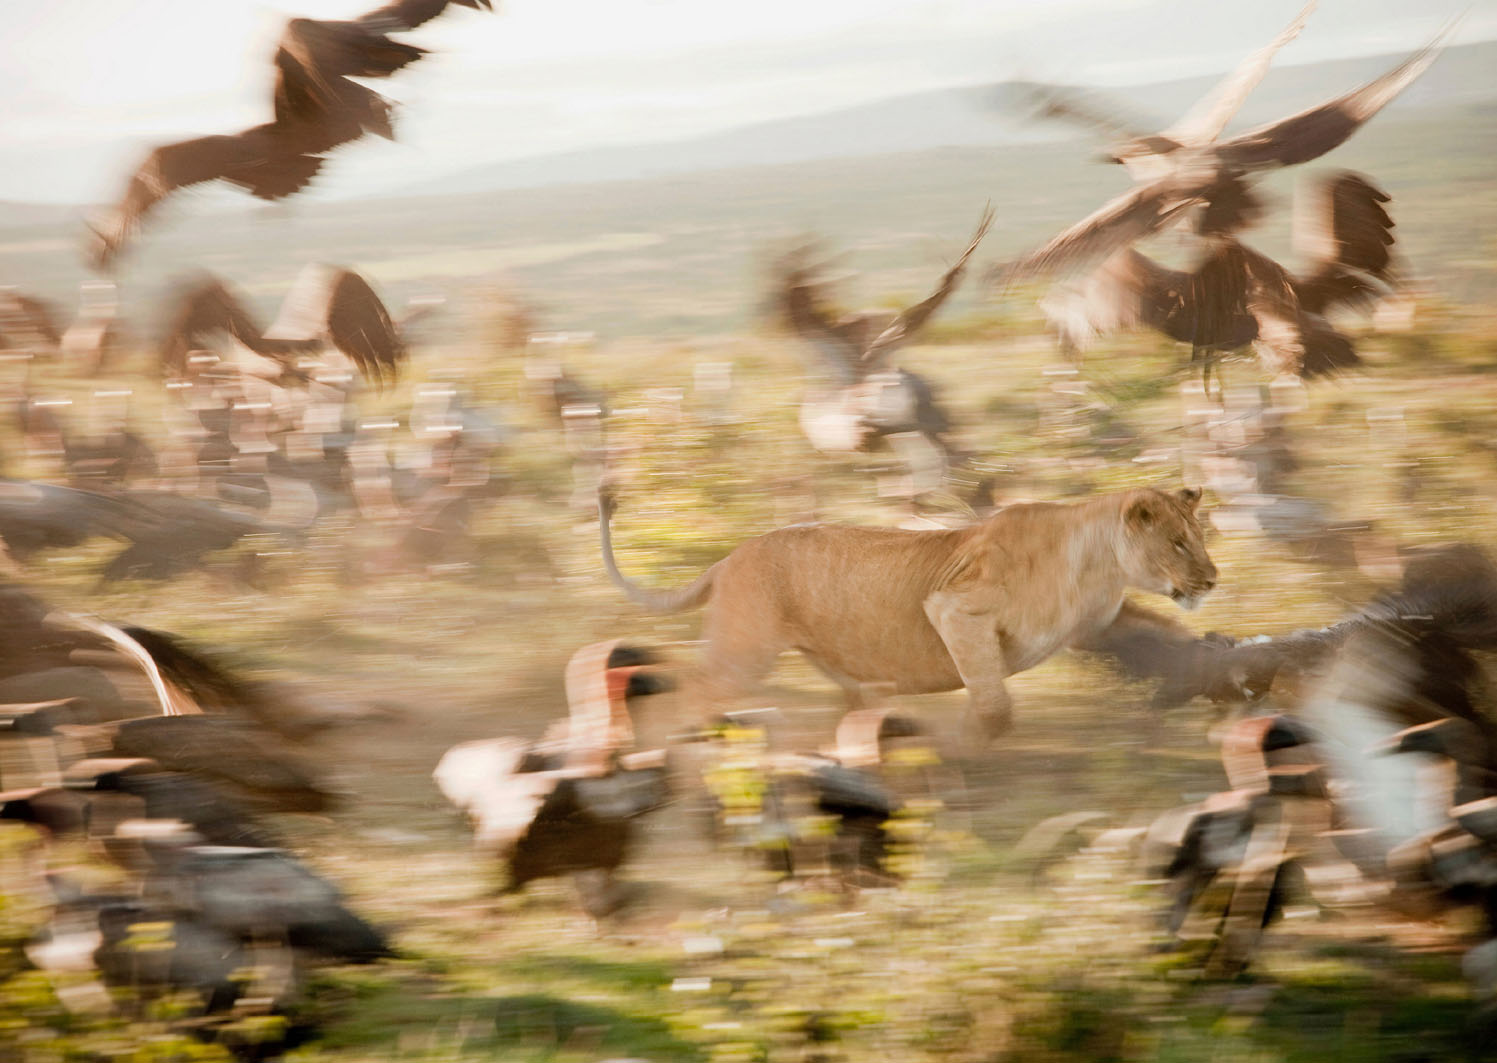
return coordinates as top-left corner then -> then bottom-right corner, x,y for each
6,183 -> 1497,1061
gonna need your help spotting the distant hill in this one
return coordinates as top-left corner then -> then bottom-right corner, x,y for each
2,40 -> 1493,340
398,40 -> 1497,199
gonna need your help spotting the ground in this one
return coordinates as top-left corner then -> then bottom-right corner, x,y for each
7,292 -> 1497,1059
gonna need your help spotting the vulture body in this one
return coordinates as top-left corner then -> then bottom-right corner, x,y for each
1042,171 -> 1398,380
434,641 -> 675,916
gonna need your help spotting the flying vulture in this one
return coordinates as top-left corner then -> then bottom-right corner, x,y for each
87,0 -> 493,269
159,265 -> 406,384
1041,170 -> 1397,379
1000,22 -> 1452,283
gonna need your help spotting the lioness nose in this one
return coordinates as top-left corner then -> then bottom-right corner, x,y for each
1203,578 -> 1217,592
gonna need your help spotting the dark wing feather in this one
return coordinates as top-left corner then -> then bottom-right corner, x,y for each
359,0 -> 493,32
158,274 -> 266,377
999,177 -> 1196,282
109,716 -> 334,812
1214,25 -> 1453,173
1162,0 -> 1317,146
862,206 -> 994,368
88,130 -> 324,271
0,480 -> 162,557
272,19 -> 421,136
117,627 -> 262,717
264,264 -> 405,384
1231,242 -> 1360,378
777,250 -> 864,382
1049,242 -> 1263,356
1292,171 -> 1397,315
326,269 -> 406,385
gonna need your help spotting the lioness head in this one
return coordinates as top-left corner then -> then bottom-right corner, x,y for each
1119,487 -> 1217,610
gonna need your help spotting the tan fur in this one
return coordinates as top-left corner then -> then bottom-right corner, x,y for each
600,487 -> 1217,737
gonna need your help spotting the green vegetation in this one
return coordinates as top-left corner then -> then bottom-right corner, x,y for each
5,87 -> 1497,1057
5,295 -> 1497,1059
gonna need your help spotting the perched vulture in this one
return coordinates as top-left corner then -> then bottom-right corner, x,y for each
1001,24 -> 1451,283
159,265 -> 406,384
434,641 -> 675,915
699,707 -> 933,885
87,0 -> 493,269
1042,171 -> 1397,380
36,844 -> 388,1048
1148,584 -> 1497,978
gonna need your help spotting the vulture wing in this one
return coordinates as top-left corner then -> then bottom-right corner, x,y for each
1214,23 -> 1454,173
777,250 -> 865,383
1041,247 -> 1188,353
999,177 -> 1197,282
862,205 -> 994,368
158,274 -> 266,377
52,613 -> 203,717
1234,242 -> 1361,378
272,19 -> 418,138
88,129 -> 324,271
1162,1 -> 1317,148
107,715 -> 334,812
1292,170 -> 1397,315
359,0 -> 493,33
266,264 -> 405,384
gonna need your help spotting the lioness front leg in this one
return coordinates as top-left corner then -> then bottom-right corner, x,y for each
923,592 -> 1014,740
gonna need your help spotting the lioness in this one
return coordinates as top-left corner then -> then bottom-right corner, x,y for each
599,487 -> 1217,737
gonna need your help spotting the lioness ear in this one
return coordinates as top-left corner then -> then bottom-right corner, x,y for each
1127,498 -> 1157,527
1176,487 -> 1203,513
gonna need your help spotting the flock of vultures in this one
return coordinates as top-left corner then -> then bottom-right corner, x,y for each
3,0 -> 1497,1055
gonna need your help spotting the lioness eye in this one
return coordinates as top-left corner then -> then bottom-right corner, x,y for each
1173,539 -> 1188,554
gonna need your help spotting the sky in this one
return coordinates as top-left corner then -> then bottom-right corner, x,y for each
1,0 -> 1491,204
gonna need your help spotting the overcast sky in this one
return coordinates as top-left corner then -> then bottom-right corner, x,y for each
1,0 -> 1489,203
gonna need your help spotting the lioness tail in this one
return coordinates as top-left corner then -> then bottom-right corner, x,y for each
598,488 -> 717,613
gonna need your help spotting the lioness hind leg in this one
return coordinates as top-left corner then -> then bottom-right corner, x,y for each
922,592 -> 1014,741
686,630 -> 786,731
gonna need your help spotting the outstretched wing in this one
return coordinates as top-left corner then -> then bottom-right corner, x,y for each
266,264 -> 405,385
158,273 -> 266,376
776,248 -> 865,382
54,613 -> 203,717
1292,171 -> 1397,315
1163,1 -> 1317,147
88,130 -> 324,271
359,0 -> 493,33
327,269 -> 406,385
862,206 -> 994,368
1214,22 -> 1455,173
272,18 -> 421,139
998,177 -> 1197,283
